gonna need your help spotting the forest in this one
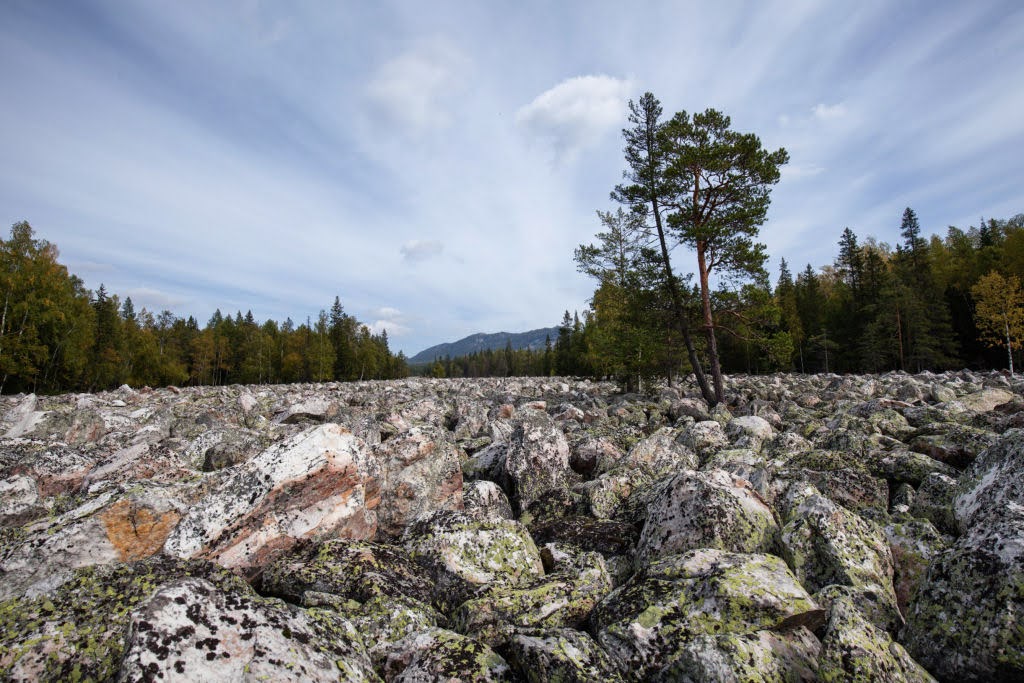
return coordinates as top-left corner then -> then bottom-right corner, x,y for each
0,221 -> 407,394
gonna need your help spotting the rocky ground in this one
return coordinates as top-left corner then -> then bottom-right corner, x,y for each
0,371 -> 1022,682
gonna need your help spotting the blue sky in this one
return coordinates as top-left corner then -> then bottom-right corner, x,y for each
2,1 -> 1022,356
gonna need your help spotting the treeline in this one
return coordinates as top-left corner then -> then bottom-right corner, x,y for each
563,210 -> 1024,387
0,221 -> 408,394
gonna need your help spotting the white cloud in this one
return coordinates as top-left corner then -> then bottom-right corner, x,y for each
367,306 -> 410,337
812,102 -> 847,121
515,75 -> 633,162
122,287 -> 186,310
782,163 -> 825,180
365,39 -> 468,134
400,239 -> 444,262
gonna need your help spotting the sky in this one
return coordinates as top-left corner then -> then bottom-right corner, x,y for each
1,1 -> 1022,356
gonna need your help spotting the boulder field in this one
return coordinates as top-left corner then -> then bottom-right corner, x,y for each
0,371 -> 1022,681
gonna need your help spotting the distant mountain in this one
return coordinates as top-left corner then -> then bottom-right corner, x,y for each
409,327 -> 559,365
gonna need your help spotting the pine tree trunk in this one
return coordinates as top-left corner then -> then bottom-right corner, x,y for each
697,243 -> 724,405
650,198 -> 713,404
1006,318 -> 1014,375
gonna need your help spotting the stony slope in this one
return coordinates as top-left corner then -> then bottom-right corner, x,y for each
0,371 -> 1022,681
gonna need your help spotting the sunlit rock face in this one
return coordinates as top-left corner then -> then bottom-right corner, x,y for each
0,371 -> 1021,681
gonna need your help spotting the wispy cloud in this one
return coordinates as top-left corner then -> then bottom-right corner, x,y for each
812,102 -> 847,121
400,240 -> 444,262
516,75 -> 633,162
365,39 -> 469,134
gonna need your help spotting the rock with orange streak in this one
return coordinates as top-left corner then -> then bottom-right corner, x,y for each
163,424 -> 380,579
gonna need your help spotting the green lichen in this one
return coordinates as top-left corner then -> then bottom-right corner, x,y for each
0,557 -> 248,681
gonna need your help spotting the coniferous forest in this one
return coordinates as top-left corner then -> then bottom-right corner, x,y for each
0,221 -> 408,394
4,96 -> 1023,395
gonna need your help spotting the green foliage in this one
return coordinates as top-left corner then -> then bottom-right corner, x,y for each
0,222 -> 408,394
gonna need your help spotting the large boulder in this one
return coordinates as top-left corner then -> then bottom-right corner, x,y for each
383,628 -> 512,682
653,626 -> 821,682
403,512 -> 544,612
503,414 -> 571,514
117,577 -> 378,682
452,551 -> 612,646
508,628 -> 625,683
902,430 -> 1024,681
163,424 -> 380,579
590,549 -> 821,679
371,425 -> 463,539
780,487 -> 900,631
0,557 -> 250,681
636,469 -> 780,567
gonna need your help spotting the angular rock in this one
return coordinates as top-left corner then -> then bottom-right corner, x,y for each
817,586 -> 936,683
164,424 -> 380,579
636,468 -> 779,567
372,425 -> 463,539
910,472 -> 959,535
0,557 -> 249,681
679,420 -> 729,462
591,549 -> 821,679
403,512 -> 544,612
261,538 -> 436,607
725,415 -> 774,451
116,577 -> 378,682
883,518 -> 950,619
503,413 -> 571,514
780,489 -> 899,631
653,626 -> 821,682
383,628 -> 511,682
508,628 -> 625,683
452,551 -> 612,646
463,480 -> 514,522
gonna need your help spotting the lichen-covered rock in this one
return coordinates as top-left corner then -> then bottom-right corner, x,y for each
528,514 -> 636,559
910,423 -> 996,469
910,472 -> 959,535
780,489 -> 899,630
568,436 -> 623,477
508,628 -> 624,683
0,483 -> 188,600
116,577 -> 379,682
345,594 -> 446,668
164,424 -> 380,578
590,549 -> 821,679
619,426 -> 697,477
463,480 -> 514,522
0,557 -> 249,681
902,430 -> 1024,682
679,420 -> 729,462
371,425 -> 463,539
866,449 -> 958,487
452,551 -> 611,646
700,448 -> 773,496
883,518 -> 951,619
261,538 -> 436,607
774,450 -> 889,518
817,586 -> 936,683
503,414 -> 571,514
653,626 -> 821,682
403,512 -> 544,612
725,415 -> 775,451
636,469 -> 780,567
0,475 -> 42,526
953,428 -> 1024,531
383,628 -> 511,682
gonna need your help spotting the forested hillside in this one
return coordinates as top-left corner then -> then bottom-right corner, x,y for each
0,221 -> 408,394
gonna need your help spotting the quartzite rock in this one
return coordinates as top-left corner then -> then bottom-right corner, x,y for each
163,423 -> 380,579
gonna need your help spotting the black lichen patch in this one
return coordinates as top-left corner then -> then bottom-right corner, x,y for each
0,556 -> 249,681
